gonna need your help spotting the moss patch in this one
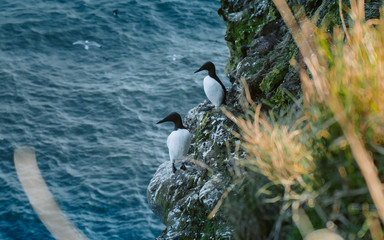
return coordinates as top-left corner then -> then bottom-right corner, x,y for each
260,65 -> 289,93
224,2 -> 278,73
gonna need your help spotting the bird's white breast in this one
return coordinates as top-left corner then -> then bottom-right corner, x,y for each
203,76 -> 224,107
167,129 -> 191,161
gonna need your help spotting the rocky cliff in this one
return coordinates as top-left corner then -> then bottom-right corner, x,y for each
147,0 -> 383,239
147,101 -> 236,239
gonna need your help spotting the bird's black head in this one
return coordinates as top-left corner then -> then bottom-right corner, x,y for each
157,112 -> 186,130
194,61 -> 216,75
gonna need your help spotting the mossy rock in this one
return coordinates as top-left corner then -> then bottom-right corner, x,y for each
260,65 -> 289,93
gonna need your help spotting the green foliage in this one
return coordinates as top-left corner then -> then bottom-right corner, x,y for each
260,65 -> 289,93
268,88 -> 289,108
224,3 -> 278,73
193,112 -> 211,158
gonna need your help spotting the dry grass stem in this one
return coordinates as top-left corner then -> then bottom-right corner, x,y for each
272,0 -> 384,222
223,79 -> 314,188
185,157 -> 214,174
339,0 -> 351,43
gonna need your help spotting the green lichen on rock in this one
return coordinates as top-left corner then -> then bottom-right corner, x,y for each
220,0 -> 279,74
260,65 -> 288,93
268,87 -> 288,108
221,0 -> 301,109
193,112 -> 209,158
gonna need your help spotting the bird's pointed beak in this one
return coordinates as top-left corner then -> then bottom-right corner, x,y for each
157,117 -> 169,124
194,67 -> 203,73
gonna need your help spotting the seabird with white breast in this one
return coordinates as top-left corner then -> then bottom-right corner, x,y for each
157,112 -> 192,173
194,61 -> 227,107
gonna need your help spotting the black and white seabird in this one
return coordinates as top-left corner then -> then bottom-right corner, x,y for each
157,112 -> 192,173
194,61 -> 227,107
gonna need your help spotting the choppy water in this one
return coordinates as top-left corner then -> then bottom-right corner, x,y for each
0,0 -> 228,239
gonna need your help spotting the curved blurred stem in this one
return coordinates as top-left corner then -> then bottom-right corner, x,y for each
267,184 -> 292,240
273,0 -> 384,224
331,99 -> 384,223
339,0 -> 351,43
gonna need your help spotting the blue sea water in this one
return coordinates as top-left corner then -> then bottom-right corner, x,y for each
0,0 -> 228,239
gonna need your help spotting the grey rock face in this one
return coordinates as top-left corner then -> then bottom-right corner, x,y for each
147,101 -> 234,239
198,174 -> 225,210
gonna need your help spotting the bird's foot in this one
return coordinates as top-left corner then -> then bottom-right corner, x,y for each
172,163 -> 177,173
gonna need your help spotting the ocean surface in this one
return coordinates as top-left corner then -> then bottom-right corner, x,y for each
0,0 -> 228,239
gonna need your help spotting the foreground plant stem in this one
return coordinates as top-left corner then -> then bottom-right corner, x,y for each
272,0 -> 384,223
330,98 -> 384,222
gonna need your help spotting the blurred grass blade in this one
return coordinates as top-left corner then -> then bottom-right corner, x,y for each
14,147 -> 88,240
272,0 -> 384,223
292,201 -> 314,237
305,229 -> 344,240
